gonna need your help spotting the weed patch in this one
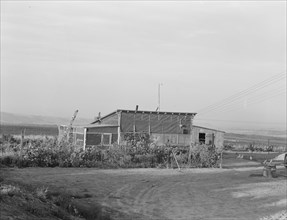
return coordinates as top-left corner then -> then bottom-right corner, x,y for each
0,178 -> 111,220
1,135 -> 220,169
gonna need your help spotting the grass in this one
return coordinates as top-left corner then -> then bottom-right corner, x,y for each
223,151 -> 281,163
221,151 -> 283,169
0,176 -> 111,220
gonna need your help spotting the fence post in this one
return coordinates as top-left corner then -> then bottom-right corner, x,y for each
20,129 -> 25,158
220,150 -> 223,169
188,143 -> 193,167
172,150 -> 180,171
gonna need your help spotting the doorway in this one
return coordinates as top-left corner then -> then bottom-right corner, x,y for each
199,133 -> 206,144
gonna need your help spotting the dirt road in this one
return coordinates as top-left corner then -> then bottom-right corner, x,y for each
2,166 -> 286,220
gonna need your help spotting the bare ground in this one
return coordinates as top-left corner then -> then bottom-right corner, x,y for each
1,163 -> 286,220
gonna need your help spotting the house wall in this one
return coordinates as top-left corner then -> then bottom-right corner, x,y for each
86,113 -> 119,147
118,132 -> 192,146
87,127 -> 118,133
214,132 -> 224,149
83,111 -> 224,148
150,133 -> 192,146
85,126 -> 118,146
118,112 -> 194,146
120,112 -> 192,134
192,126 -> 224,149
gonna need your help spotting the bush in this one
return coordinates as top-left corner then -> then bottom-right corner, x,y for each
1,135 -> 220,169
189,144 -> 219,168
0,156 -> 15,166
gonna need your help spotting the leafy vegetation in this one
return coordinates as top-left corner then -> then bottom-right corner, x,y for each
0,134 -> 220,168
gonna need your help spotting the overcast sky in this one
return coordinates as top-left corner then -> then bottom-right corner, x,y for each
1,1 -> 286,130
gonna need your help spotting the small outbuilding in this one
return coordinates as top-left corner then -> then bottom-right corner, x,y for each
192,125 -> 225,148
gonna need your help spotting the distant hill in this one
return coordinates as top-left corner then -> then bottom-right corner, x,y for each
226,128 -> 287,138
0,112 -> 92,126
193,121 -> 286,138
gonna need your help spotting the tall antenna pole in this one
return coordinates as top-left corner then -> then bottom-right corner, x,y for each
158,83 -> 163,111
158,84 -> 160,111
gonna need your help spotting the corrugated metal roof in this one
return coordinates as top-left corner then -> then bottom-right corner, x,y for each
91,109 -> 197,124
117,109 -> 197,116
193,125 -> 225,133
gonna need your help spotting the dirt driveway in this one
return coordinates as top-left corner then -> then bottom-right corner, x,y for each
3,165 -> 286,220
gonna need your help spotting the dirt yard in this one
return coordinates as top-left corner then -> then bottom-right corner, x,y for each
1,161 -> 286,220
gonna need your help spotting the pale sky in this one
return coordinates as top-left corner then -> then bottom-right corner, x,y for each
1,1 -> 286,130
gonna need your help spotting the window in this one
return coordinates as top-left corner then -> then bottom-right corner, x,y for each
102,134 -> 111,145
183,129 -> 188,134
86,133 -> 112,146
86,134 -> 102,145
199,133 -> 206,144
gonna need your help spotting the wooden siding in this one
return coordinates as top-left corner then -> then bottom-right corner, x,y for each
192,126 -> 224,148
86,134 -> 101,146
86,126 -> 118,146
84,110 -> 224,148
151,133 -> 191,146
120,112 -> 192,134
87,126 -> 118,134
86,133 -> 118,146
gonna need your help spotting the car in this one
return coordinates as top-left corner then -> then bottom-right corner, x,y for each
273,152 -> 287,167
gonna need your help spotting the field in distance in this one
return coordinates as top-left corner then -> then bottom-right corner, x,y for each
225,132 -> 287,147
0,124 -> 58,136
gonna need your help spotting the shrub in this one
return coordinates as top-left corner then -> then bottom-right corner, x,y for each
0,135 -> 220,169
189,144 -> 219,168
72,201 -> 111,220
0,155 -> 15,166
35,187 -> 48,201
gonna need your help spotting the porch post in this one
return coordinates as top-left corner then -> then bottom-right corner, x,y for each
117,111 -> 121,145
83,128 -> 87,150
189,114 -> 195,165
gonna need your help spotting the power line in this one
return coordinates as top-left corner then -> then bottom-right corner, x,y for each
198,86 -> 285,116
198,71 -> 286,115
206,90 -> 285,115
199,74 -> 285,115
194,118 -> 286,125
198,71 -> 285,113
210,86 -> 286,114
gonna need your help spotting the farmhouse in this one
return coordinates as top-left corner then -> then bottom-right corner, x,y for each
85,109 -> 196,147
60,109 -> 224,149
